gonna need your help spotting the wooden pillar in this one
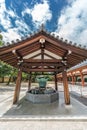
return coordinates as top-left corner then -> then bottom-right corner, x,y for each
74,75 -> 76,85
71,74 -> 75,85
13,68 -> 22,104
28,72 -> 32,91
54,73 -> 58,91
80,71 -> 84,87
62,69 -> 70,105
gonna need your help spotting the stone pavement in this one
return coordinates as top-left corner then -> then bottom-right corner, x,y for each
0,82 -> 87,130
0,120 -> 87,130
1,92 -> 87,117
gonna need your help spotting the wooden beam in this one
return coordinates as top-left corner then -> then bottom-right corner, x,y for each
12,50 -> 22,59
62,68 -> 70,105
31,73 -> 55,75
22,66 -> 63,72
21,44 -> 40,57
5,59 -> 18,65
54,73 -> 58,91
71,74 -> 75,85
22,62 -> 63,67
67,56 -> 81,66
13,68 -> 22,104
41,48 -> 44,60
26,68 -> 58,72
23,59 -> 62,63
42,35 -> 87,57
45,41 -> 65,54
45,45 -> 64,57
0,35 -> 42,55
0,52 -> 13,58
41,46 -> 44,69
28,72 -> 32,91
20,42 -> 40,55
0,54 -> 16,60
80,70 -> 84,87
62,50 -> 68,60
68,54 -> 85,63
70,53 -> 86,60
2,57 -> 18,63
47,66 -> 55,69
29,53 -> 41,59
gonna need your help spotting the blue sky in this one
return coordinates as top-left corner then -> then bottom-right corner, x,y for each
0,0 -> 87,46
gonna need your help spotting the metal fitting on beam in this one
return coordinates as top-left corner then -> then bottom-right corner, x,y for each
12,50 -> 16,54
39,38 -> 45,44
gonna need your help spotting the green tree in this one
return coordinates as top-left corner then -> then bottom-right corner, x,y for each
0,34 -> 3,46
0,61 -> 18,84
0,33 -> 18,84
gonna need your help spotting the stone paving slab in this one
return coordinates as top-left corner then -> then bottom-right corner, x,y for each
0,92 -> 87,117
0,83 -> 87,117
1,116 -> 87,121
0,120 -> 87,130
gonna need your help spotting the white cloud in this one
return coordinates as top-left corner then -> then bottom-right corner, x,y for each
31,1 -> 52,25
0,0 -> 17,30
56,0 -> 87,45
0,0 -> 52,43
15,19 -> 30,33
2,19 -> 30,43
22,8 -> 31,16
8,10 -> 16,17
0,0 -> 31,43
22,0 -> 52,27
0,0 -> 19,42
2,28 -> 21,43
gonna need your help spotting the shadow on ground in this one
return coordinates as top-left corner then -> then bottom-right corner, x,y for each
3,97 -> 63,116
70,92 -> 87,106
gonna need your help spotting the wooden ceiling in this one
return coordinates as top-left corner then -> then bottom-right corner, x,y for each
0,29 -> 87,74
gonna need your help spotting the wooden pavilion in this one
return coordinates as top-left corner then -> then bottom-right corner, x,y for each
0,27 -> 87,105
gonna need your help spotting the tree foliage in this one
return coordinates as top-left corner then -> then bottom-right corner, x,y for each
0,33 -> 18,84
0,34 -> 3,46
0,61 -> 17,83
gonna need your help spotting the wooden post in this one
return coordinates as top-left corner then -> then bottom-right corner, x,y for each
74,75 -> 76,85
28,72 -> 32,91
71,74 -> 75,85
80,71 -> 84,87
62,69 -> 70,105
13,68 -> 22,104
54,73 -> 58,91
